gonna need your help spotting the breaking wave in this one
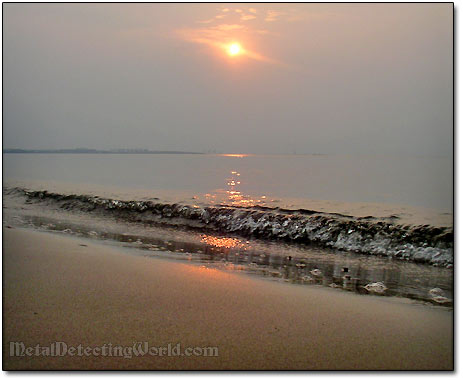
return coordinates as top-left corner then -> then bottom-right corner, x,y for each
6,187 -> 453,267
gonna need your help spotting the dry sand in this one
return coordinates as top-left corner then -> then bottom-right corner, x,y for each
2,228 -> 453,370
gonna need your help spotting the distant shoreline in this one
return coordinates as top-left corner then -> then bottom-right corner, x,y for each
3,149 -> 204,155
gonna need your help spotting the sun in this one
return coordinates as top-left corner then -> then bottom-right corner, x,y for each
227,43 -> 242,56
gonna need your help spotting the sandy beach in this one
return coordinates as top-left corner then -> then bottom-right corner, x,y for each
2,228 -> 453,370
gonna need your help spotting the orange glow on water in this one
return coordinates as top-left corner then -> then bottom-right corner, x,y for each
224,170 -> 265,207
221,154 -> 248,158
201,235 -> 246,249
201,169 -> 266,208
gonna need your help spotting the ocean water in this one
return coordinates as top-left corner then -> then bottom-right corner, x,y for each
2,153 -> 454,304
3,153 -> 453,212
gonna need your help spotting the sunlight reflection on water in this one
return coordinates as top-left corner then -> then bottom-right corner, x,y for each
209,170 -> 268,207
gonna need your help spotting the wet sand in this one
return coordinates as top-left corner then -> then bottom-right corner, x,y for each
3,228 -> 453,370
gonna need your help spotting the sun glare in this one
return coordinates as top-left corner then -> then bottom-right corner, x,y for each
228,43 -> 242,56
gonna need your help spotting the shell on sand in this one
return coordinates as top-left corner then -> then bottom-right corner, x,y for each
431,295 -> 452,304
364,282 -> 388,294
429,288 -> 445,297
428,288 -> 452,304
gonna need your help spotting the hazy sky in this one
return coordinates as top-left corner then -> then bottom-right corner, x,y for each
3,3 -> 453,155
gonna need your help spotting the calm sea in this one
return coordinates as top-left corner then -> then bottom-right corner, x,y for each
3,153 -> 453,213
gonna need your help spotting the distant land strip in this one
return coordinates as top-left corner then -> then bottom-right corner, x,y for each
3,149 -> 204,154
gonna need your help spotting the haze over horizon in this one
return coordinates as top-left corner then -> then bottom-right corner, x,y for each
3,3 -> 453,156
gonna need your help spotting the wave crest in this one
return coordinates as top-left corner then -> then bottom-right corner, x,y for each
7,187 -> 453,266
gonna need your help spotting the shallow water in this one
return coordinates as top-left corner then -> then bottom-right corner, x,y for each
3,189 -> 453,306
3,153 -> 453,305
